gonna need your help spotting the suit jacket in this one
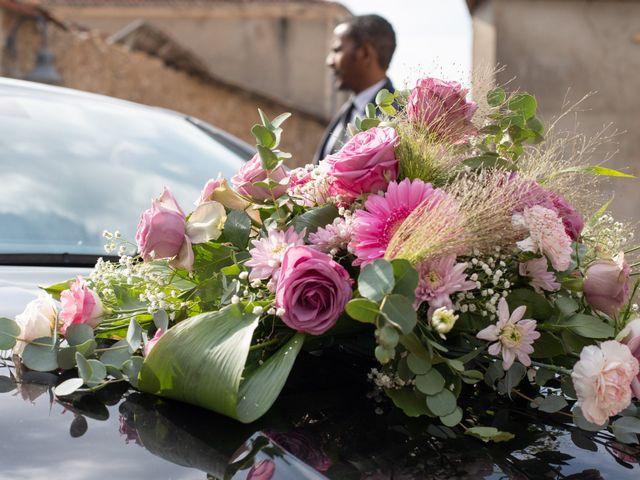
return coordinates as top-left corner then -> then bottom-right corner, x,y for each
313,78 -> 394,164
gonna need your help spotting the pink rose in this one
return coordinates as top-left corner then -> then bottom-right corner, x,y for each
275,246 -> 352,335
406,77 -> 477,140
323,127 -> 399,201
583,253 -> 630,317
231,154 -> 288,202
621,318 -> 640,398
136,187 -> 187,262
144,328 -> 164,356
571,340 -> 639,425
549,192 -> 584,241
246,459 -> 275,480
60,276 -> 104,335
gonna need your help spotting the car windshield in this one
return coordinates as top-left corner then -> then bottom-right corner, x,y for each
0,86 -> 250,258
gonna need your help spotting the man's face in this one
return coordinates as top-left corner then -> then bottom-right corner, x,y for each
326,23 -> 364,92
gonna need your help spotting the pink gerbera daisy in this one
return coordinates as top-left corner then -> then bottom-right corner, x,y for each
476,297 -> 541,370
350,179 -> 445,265
245,227 -> 305,282
415,255 -> 476,315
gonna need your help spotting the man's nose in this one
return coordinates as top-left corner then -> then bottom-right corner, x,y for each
326,53 -> 335,68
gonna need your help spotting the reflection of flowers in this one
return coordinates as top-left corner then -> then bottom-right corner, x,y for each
118,415 -> 141,445
246,459 -> 275,480
266,430 -> 332,473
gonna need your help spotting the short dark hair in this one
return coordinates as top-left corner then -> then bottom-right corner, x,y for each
342,14 -> 396,70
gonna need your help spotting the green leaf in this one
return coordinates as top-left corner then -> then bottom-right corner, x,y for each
258,108 -> 271,128
359,260 -> 395,302
555,296 -> 579,317
345,298 -> 379,324
257,144 -> 279,171
126,319 -> 143,353
415,368 -> 445,395
65,324 -> 94,347
479,125 -> 502,135
385,388 -> 432,417
612,416 -> 640,444
562,314 -> 614,339
507,288 -> 553,320
100,339 -> 132,368
251,124 -> 276,149
271,112 -> 291,128
487,87 -> 506,107
224,210 -> 252,249
360,118 -> 380,130
462,155 -> 515,171
426,389 -> 457,417
22,337 -> 58,371
440,407 -> 463,427
0,375 -> 16,393
123,356 -> 144,388
534,367 -> 555,386
547,166 -> 635,181
391,259 -> 419,299
407,352 -> 432,375
526,116 -> 545,135
380,104 -> 396,116
75,352 -> 93,383
86,359 -> 107,385
292,204 -> 339,236
375,89 -> 394,106
365,103 -> 376,118
381,294 -> 416,334
537,394 -> 568,413
57,339 -> 97,369
139,305 -> 303,423
508,93 -> 537,119
236,333 -> 304,422
54,378 -> 84,397
42,279 -> 73,300
0,317 -> 20,350
465,426 -> 515,443
530,332 -> 564,359
503,362 -> 527,395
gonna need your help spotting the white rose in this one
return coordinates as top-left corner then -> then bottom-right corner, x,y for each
185,201 -> 227,244
14,293 -> 57,356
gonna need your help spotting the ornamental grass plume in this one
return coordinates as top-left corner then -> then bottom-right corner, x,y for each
385,170 -> 548,265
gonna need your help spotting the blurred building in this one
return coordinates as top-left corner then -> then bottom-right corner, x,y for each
0,0 -> 352,165
467,0 -> 640,225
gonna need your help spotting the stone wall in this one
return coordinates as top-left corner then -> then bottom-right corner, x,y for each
471,0 -> 640,228
0,13 -> 325,167
40,1 -> 351,120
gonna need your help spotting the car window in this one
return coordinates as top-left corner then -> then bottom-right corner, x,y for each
0,90 -> 250,257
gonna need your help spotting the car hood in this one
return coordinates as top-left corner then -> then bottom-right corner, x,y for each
0,265 -> 90,318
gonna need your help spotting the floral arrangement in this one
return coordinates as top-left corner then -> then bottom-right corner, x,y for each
3,76 -> 640,444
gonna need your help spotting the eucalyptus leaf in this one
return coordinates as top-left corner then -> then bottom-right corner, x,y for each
465,426 -> 515,443
508,93 -> 537,119
385,388 -> 432,417
359,260 -> 395,302
375,88 -> 394,106
611,416 -> 640,444
65,324 -> 94,347
407,353 -> 432,375
0,317 -> 20,350
70,415 -> 88,438
440,407 -> 463,427
75,352 -> 93,383
22,337 -> 58,371
345,298 -> 379,324
360,118 -> 380,130
257,144 -> 279,171
415,368 -> 445,395
381,294 -> 416,334
572,406 -> 608,432
57,339 -> 97,370
0,375 -> 16,393
127,319 -> 143,353
251,124 -> 276,149
271,112 -> 291,128
487,87 -> 506,107
426,389 -> 457,417
391,259 -> 419,299
123,356 -> 144,388
538,394 -> 568,413
54,378 -> 85,397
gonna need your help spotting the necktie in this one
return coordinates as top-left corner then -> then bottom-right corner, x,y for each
322,100 -> 355,158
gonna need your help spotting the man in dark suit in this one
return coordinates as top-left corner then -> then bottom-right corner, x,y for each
313,14 -> 396,164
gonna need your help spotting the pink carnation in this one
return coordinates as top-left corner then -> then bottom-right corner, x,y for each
323,127 -> 399,201
518,257 -> 560,294
350,179 -> 445,265
477,297 -> 540,370
245,227 -> 306,283
571,341 -> 639,425
514,205 -> 573,272
59,276 -> 104,335
415,255 -> 476,317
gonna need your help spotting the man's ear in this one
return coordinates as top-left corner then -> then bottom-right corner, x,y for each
360,42 -> 379,67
